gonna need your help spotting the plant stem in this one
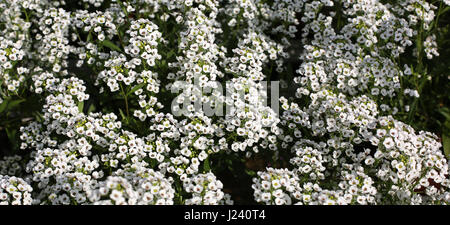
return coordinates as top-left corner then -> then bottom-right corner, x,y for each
120,83 -> 130,119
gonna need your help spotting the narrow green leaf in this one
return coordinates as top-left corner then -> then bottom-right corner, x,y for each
87,30 -> 92,42
5,127 -> 17,150
245,169 -> 256,176
119,108 -> 127,120
440,6 -> 450,15
445,119 -> 450,128
87,104 -> 96,113
439,108 -> 450,121
126,83 -> 146,97
0,99 -> 8,113
33,111 -> 44,122
203,157 -> 211,172
78,101 -> 84,113
443,134 -> 450,159
102,40 -> 122,52
0,79 -> 3,95
6,99 -> 25,110
5,127 -> 15,140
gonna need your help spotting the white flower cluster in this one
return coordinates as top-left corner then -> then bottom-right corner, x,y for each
252,168 -> 301,205
254,0 -> 450,205
91,167 -> 175,205
369,116 -> 450,204
0,175 -> 33,205
0,0 -> 448,205
0,37 -> 27,99
34,7 -> 72,73
183,172 -> 232,205
253,141 -> 379,205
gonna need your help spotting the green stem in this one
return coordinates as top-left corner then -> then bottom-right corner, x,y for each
116,27 -> 126,50
119,83 -> 130,119
434,1 -> 444,32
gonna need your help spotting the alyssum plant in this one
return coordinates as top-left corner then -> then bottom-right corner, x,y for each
0,0 -> 449,205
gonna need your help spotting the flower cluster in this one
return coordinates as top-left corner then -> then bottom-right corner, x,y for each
183,172 -> 232,205
252,168 -> 301,205
91,167 -> 175,205
0,175 -> 33,205
368,117 -> 450,204
0,37 -> 27,99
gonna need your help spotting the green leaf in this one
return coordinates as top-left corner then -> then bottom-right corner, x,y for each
5,127 -> 17,151
439,107 -> 450,121
78,101 -> 84,113
245,169 -> 256,176
203,157 -> 211,172
119,108 -> 127,121
101,40 -> 122,52
87,103 -> 96,113
0,79 -> 3,95
33,111 -> 44,122
87,30 -> 92,42
444,117 -> 450,128
440,6 -> 450,16
126,83 -> 146,97
166,50 -> 175,59
443,134 -> 450,159
6,99 -> 25,111
0,99 -> 8,113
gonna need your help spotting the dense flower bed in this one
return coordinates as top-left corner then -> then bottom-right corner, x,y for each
0,0 -> 449,205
